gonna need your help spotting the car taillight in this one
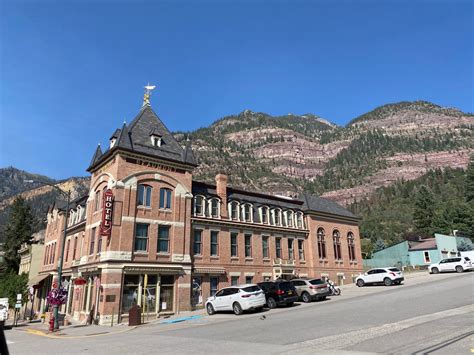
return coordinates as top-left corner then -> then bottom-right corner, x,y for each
276,290 -> 285,295
241,294 -> 251,298
390,272 -> 396,277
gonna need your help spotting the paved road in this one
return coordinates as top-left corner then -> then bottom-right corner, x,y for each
5,272 -> 474,354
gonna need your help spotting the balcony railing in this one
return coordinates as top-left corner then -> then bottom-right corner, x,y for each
273,258 -> 296,267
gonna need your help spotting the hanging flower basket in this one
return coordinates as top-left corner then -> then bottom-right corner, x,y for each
47,287 -> 68,306
74,277 -> 87,286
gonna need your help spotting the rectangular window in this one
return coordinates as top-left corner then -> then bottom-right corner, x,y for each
276,238 -> 281,258
89,228 -> 96,255
210,277 -> 219,297
72,237 -> 77,260
245,276 -> 253,284
262,236 -> 269,259
231,276 -> 239,286
245,234 -> 252,258
158,225 -> 170,253
243,205 -> 251,222
275,211 -> 280,226
159,188 -> 172,209
231,203 -> 238,220
424,251 -> 431,263
298,239 -> 305,261
211,199 -> 219,218
261,208 -> 268,224
297,213 -> 303,228
65,239 -> 70,262
288,239 -> 294,260
193,230 -> 202,255
97,236 -> 102,254
94,191 -> 100,212
134,223 -> 148,252
231,232 -> 238,257
210,231 -> 219,256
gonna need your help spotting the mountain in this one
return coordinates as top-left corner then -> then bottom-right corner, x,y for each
1,100 -> 472,243
0,167 -> 90,242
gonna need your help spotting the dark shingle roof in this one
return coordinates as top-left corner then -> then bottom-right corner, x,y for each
89,144 -> 103,167
88,105 -> 197,171
300,193 -> 357,219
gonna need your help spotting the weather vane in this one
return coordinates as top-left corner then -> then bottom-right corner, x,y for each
143,83 -> 156,106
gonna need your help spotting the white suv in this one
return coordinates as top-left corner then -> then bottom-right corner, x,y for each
429,257 -> 473,274
356,267 -> 404,287
205,284 -> 266,316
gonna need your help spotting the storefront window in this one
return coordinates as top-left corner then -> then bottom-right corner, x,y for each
144,275 -> 157,313
192,277 -> 202,306
160,275 -> 174,312
122,275 -> 140,313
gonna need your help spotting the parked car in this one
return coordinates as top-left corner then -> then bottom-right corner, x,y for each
290,278 -> 330,303
257,281 -> 298,308
428,257 -> 473,274
205,284 -> 266,316
356,268 -> 404,287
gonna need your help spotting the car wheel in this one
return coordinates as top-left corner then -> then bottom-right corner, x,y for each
383,277 -> 392,286
233,302 -> 243,315
431,267 -> 439,274
286,302 -> 294,307
267,297 -> 277,309
356,279 -> 365,287
456,265 -> 464,273
302,292 -> 311,303
206,303 -> 215,316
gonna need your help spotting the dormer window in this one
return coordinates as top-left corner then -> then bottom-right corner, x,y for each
194,195 -> 205,216
109,138 -> 116,148
242,203 -> 253,222
150,132 -> 162,147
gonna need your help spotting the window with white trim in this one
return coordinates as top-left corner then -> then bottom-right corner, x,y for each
194,195 -> 205,216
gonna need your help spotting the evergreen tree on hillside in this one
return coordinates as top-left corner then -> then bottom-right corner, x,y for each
413,185 -> 435,235
466,155 -> 474,205
2,197 -> 36,273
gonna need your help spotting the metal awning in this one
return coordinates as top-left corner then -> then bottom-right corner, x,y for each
194,267 -> 226,275
28,273 -> 50,287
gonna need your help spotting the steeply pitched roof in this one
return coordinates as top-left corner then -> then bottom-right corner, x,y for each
89,144 -> 103,167
88,105 -> 197,171
300,193 -> 358,219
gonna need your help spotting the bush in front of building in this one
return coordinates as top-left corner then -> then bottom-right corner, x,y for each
0,272 -> 28,308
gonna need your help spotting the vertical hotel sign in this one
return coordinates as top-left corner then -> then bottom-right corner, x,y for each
100,189 -> 114,237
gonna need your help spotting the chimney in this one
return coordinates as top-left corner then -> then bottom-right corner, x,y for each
215,174 -> 228,218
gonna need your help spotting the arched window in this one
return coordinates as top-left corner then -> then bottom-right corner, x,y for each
159,188 -> 172,209
260,206 -> 269,224
242,204 -> 253,222
333,230 -> 342,260
296,212 -> 304,229
137,184 -> 152,207
210,198 -> 220,218
194,195 -> 205,216
274,209 -> 281,226
348,232 -> 356,261
317,228 -> 326,259
229,201 -> 239,220
287,211 -> 294,228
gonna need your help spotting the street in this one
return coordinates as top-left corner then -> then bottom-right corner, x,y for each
5,272 -> 474,354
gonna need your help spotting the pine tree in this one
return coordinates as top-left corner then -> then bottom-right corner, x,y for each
466,154 -> 474,205
413,185 -> 435,235
2,197 -> 36,273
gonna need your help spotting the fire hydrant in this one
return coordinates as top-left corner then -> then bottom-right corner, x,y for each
49,316 -> 55,332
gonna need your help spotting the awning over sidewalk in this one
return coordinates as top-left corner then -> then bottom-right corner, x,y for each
28,274 -> 50,287
193,267 -> 226,275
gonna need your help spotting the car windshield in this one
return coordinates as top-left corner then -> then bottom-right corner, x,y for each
309,279 -> 325,285
388,268 -> 400,272
242,286 -> 260,293
278,282 -> 293,291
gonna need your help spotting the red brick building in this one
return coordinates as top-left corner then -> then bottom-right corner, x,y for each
37,94 -> 363,325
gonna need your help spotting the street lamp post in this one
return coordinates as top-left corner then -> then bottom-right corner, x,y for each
25,180 -> 70,330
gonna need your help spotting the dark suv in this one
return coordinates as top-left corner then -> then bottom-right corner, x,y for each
257,281 -> 298,308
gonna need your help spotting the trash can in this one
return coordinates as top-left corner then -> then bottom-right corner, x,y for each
128,305 -> 141,326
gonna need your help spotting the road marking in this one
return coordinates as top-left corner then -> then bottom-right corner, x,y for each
6,340 -> 15,344
289,304 -> 474,352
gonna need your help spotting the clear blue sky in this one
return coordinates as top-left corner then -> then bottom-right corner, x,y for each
1,0 -> 472,179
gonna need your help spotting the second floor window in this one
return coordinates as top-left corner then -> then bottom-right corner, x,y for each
159,188 -> 172,209
210,199 -> 219,218
94,191 -> 100,211
137,184 -> 152,207
275,238 -> 281,259
72,237 -> 78,260
288,239 -> 294,260
97,236 -> 103,254
65,239 -> 70,262
317,228 -> 327,259
262,236 -> 269,258
245,234 -> 252,258
231,232 -> 238,257
134,223 -> 148,252
333,230 -> 342,260
158,226 -> 170,253
193,230 -> 202,255
89,228 -> 96,255
348,232 -> 356,261
298,239 -> 305,260
194,196 -> 204,216
210,231 -> 219,256
230,202 -> 239,220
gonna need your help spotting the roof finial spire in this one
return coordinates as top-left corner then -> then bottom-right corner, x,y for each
143,83 -> 156,107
